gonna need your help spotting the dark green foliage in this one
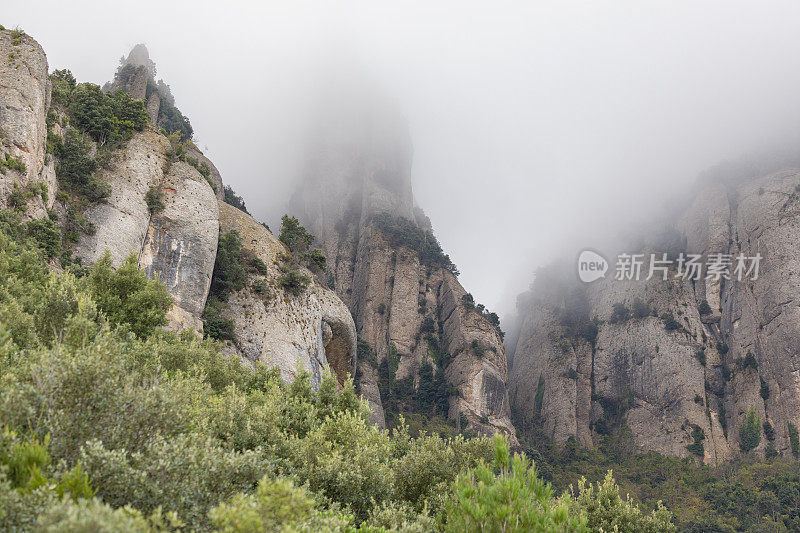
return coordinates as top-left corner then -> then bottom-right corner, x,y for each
144,186 -> 164,214
209,230 -> 248,301
250,256 -> 268,275
632,297 -> 651,319
660,312 -> 679,331
202,298 -> 236,342
50,68 -> 76,107
0,153 -> 26,175
698,299 -> 712,315
279,214 -> 314,253
153,79 -> 193,141
461,293 -> 475,310
534,374 -> 545,420
420,316 -> 435,334
84,252 -> 172,338
716,341 -> 729,355
739,407 -> 761,453
53,128 -> 108,202
69,84 -> 147,146
789,423 -> 800,458
416,362 -> 454,415
277,265 -> 311,296
686,424 -> 705,457
373,213 -> 459,275
763,420 -> 775,441
741,351 -> 758,370
610,302 -> 631,323
23,217 -> 61,259
760,376 -> 770,401
301,248 -> 326,273
223,185 -> 248,213
695,348 -> 706,366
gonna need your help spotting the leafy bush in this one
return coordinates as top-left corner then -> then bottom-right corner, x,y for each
69,84 -> 147,146
660,312 -> 680,331
144,186 -> 165,214
223,185 -> 248,213
279,214 -> 314,253
54,128 -> 108,202
373,213 -> 459,275
698,300 -> 712,315
301,248 -> 327,273
789,423 -> 800,458
739,407 -> 761,453
443,435 -> 585,531
0,153 -> 26,175
277,265 -> 311,296
209,230 -> 248,301
84,252 -> 172,338
611,302 -> 631,323
632,297 -> 651,319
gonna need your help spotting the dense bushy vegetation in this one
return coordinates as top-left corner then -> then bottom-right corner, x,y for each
461,292 -> 504,339
223,184 -> 248,213
0,210 -> 672,530
373,213 -> 459,275
513,407 -> 800,532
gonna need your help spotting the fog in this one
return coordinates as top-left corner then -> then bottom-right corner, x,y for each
5,1 -> 800,317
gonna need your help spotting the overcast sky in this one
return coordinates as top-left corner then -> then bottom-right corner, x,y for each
5,1 -> 800,317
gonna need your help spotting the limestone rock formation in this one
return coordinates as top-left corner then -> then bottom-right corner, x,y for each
217,202 -> 357,387
292,83 -> 516,438
75,129 -> 218,333
0,28 -> 55,217
510,166 -> 800,464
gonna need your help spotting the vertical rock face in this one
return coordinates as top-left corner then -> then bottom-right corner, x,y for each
510,167 -> 800,464
217,202 -> 357,386
75,129 -> 218,333
292,85 -> 515,438
0,28 -> 55,217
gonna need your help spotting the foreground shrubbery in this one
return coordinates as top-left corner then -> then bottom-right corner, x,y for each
0,211 -> 673,531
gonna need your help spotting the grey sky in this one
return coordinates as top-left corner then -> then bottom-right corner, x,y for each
4,1 -> 800,317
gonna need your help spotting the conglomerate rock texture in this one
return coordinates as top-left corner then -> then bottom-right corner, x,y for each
510,167 -> 800,465
0,28 -> 55,218
74,129 -> 219,333
217,202 -> 357,387
292,87 -> 516,439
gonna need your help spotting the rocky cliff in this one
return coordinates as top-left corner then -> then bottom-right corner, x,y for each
292,87 -> 516,438
216,203 -> 356,386
1,32 -> 355,391
510,165 -> 800,464
0,27 -> 55,218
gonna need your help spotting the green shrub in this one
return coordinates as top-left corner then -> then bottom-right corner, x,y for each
279,214 -> 314,253
277,266 -> 311,296
660,312 -> 679,331
24,217 -> 61,259
569,472 -> 676,532
84,252 -> 172,338
760,376 -> 770,401
632,297 -> 651,319
223,185 -> 248,213
686,424 -> 705,457
443,435 -> 586,531
250,256 -> 268,275
789,423 -> 800,458
301,248 -> 327,273
209,475 -> 353,532
739,407 -> 761,453
202,298 -> 236,342
373,213 -> 459,275
611,302 -> 631,323
54,128 -> 108,201
698,300 -> 712,315
0,153 -> 26,175
209,230 -> 248,301
144,186 -> 165,214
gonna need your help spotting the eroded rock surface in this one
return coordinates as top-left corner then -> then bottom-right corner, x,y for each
217,202 -> 357,386
75,130 -> 218,333
0,29 -> 55,217
292,84 -> 516,438
510,168 -> 800,464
